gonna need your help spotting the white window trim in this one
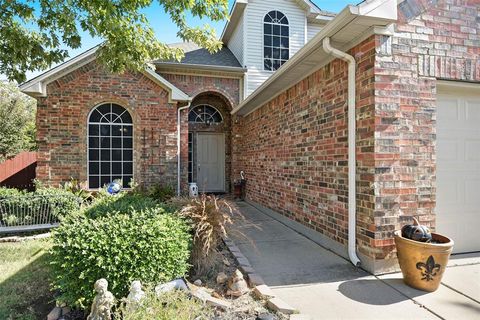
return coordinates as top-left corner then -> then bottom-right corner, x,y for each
188,104 -> 224,124
87,103 -> 134,190
263,10 -> 290,72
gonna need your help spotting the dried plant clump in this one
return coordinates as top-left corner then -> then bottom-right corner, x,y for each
176,194 -> 240,274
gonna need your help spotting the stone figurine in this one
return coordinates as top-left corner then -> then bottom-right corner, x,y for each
126,280 -> 145,310
87,278 -> 115,320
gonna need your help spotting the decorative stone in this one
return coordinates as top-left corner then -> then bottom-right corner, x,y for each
256,313 -> 276,320
47,307 -> 62,320
216,272 -> 228,285
126,280 -> 145,310
86,279 -> 115,320
253,285 -> 275,299
226,269 -> 249,296
267,297 -> 297,315
193,279 -> 202,286
191,288 -> 231,310
155,278 -> 188,295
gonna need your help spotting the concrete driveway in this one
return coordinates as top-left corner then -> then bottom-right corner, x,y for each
230,202 -> 480,320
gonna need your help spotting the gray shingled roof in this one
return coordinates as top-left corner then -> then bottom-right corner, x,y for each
154,42 -> 242,68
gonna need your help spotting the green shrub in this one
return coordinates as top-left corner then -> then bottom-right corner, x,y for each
147,184 -> 175,203
50,207 -> 192,308
82,192 -> 162,219
0,187 -> 80,226
0,187 -> 24,199
116,289 -> 213,320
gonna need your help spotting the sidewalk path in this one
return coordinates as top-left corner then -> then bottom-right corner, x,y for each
230,201 -> 480,320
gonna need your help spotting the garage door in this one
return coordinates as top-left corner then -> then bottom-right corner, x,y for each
437,82 -> 480,254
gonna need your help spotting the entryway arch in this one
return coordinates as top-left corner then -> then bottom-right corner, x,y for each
188,92 -> 232,193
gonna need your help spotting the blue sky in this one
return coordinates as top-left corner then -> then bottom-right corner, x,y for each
21,0 -> 357,80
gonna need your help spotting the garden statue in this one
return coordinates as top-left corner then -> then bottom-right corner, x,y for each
127,280 -> 145,305
87,278 -> 115,320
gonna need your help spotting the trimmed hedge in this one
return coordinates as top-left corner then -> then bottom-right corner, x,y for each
50,195 -> 192,308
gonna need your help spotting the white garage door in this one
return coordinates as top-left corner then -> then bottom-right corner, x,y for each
437,82 -> 480,254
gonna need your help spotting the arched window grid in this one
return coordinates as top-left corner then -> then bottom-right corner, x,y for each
188,105 -> 223,124
263,10 -> 289,71
87,103 -> 133,189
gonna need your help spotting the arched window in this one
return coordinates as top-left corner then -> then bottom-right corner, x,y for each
188,105 -> 223,124
88,103 -> 133,189
264,10 -> 289,71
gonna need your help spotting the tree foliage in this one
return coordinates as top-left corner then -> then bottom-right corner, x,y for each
0,82 -> 36,161
0,0 -> 229,83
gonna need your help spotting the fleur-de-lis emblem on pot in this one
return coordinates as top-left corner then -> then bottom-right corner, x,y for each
416,255 -> 441,281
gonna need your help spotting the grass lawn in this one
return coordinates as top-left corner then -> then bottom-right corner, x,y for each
0,239 -> 54,320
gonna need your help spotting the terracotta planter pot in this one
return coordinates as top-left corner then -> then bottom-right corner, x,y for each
394,231 -> 454,292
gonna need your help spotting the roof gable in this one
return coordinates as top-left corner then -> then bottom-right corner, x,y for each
221,0 -> 335,43
19,46 -> 190,103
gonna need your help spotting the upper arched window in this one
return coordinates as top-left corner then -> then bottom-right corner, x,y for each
188,105 -> 223,124
264,10 -> 289,71
88,103 -> 133,189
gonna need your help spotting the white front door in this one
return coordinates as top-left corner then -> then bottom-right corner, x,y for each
196,133 -> 225,192
437,82 -> 480,253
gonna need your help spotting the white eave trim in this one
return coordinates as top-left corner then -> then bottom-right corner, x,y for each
221,0 -> 248,43
19,45 -> 190,103
155,62 -> 247,74
232,0 -> 398,116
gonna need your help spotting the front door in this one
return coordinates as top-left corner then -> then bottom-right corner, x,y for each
196,133 -> 225,192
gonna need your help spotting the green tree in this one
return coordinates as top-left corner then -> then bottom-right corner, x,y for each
0,0 -> 229,83
0,82 -> 36,161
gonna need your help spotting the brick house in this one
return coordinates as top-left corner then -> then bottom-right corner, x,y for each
20,0 -> 480,274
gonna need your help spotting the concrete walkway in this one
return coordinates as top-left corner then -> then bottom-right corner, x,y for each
230,201 -> 480,320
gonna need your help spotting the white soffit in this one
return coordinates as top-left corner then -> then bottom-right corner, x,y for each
232,0 -> 398,116
19,46 -> 190,103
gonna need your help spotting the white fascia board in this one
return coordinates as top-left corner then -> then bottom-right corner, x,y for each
356,0 -> 398,21
19,45 -> 100,97
231,0 -> 398,116
142,67 -> 191,103
220,0 -> 248,43
19,46 -> 190,103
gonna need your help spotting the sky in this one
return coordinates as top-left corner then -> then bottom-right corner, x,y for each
15,0 -> 357,81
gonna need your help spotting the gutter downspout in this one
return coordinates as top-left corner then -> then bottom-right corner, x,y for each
177,102 -> 191,196
322,37 -> 361,267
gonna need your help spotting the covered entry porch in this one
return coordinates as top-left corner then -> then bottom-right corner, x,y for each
186,91 -> 233,193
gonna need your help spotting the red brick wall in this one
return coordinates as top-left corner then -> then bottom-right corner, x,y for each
36,61 -> 180,189
233,0 -> 480,271
234,36 -> 377,248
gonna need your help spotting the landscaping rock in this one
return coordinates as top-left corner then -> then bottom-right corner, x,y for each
47,307 -> 62,320
155,278 -> 188,295
193,279 -> 202,286
267,297 -> 297,315
253,285 -> 275,299
216,272 -> 228,285
227,269 -> 249,296
256,313 -> 276,320
191,288 -> 231,310
205,295 -> 232,310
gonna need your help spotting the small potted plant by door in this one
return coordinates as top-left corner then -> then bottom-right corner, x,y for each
394,217 -> 454,292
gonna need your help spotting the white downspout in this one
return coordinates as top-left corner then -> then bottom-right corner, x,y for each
322,37 -> 361,267
177,102 -> 191,196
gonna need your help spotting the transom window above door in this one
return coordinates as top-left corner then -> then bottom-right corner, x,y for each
88,103 -> 133,189
264,10 -> 289,71
188,105 -> 223,124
